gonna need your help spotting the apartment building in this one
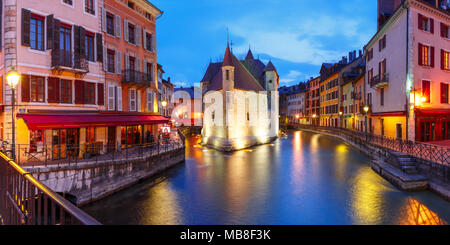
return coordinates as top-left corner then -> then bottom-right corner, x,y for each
319,60 -> 346,127
365,0 -> 450,141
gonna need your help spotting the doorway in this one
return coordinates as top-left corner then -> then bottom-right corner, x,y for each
107,126 -> 116,152
52,128 -> 79,160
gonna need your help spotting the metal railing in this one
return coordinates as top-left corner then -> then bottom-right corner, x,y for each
51,50 -> 89,72
370,73 -> 389,88
122,69 -> 152,86
13,138 -> 185,168
0,152 -> 101,225
294,124 -> 450,166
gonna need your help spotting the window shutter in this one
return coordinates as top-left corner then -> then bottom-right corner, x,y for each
430,18 -> 434,34
135,25 -> 141,46
418,14 -> 423,31
98,83 -> 104,106
103,46 -> 107,71
74,26 -> 81,56
79,27 -> 86,57
47,77 -> 60,103
129,89 -> 134,111
136,58 -> 140,72
137,90 -> 141,112
115,15 -> 121,38
21,9 -> 31,46
125,53 -> 129,70
143,60 -> 147,78
96,33 -> 103,62
418,43 -> 423,66
430,46 -> 435,68
115,50 -> 121,74
143,29 -> 147,50
153,63 -> 156,82
0,1 -> 2,49
147,89 -> 152,112
75,80 -> 85,104
53,18 -> 60,50
101,7 -> 107,32
117,86 -> 122,111
108,85 -> 115,110
46,15 -> 54,50
152,34 -> 156,52
441,49 -> 445,70
124,19 -> 129,42
21,74 -> 30,102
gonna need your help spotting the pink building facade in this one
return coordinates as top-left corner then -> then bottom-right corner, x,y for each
365,0 -> 450,142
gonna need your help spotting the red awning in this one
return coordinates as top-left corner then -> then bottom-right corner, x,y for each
17,113 -> 170,130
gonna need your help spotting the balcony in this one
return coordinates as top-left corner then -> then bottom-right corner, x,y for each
352,92 -> 362,100
122,70 -> 152,87
370,73 -> 389,88
51,50 -> 89,77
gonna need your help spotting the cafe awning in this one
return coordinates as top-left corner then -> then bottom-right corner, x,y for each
17,113 -> 170,130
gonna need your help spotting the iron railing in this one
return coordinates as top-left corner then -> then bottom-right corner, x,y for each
122,69 -> 153,87
51,50 -> 89,72
13,138 -> 184,168
370,73 -> 389,88
294,124 -> 450,166
0,152 -> 101,225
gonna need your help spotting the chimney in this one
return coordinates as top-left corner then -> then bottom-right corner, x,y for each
168,77 -> 171,83
348,52 -> 353,62
353,51 -> 357,61
359,50 -> 362,57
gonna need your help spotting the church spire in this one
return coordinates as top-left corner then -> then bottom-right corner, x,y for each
245,46 -> 254,60
222,43 -> 233,67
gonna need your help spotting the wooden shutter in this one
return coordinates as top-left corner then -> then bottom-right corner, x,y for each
430,18 -> 434,34
108,85 -> 115,110
143,29 -> 147,50
117,86 -> 122,111
418,43 -> 423,66
96,33 -> 103,62
115,15 -> 121,38
53,19 -> 60,50
101,7 -> 107,32
46,15 -> 53,50
422,80 -> 430,103
47,77 -> 60,103
74,26 -> 80,56
21,9 -> 31,46
125,53 -> 129,70
135,25 -> 141,46
137,90 -> 141,112
441,83 -> 448,104
21,74 -> 30,102
79,27 -> 86,57
115,50 -> 121,74
442,49 -> 445,70
98,83 -> 104,106
418,14 -> 423,31
430,46 -> 435,68
0,1 -> 2,49
103,47 -> 107,71
75,80 -> 85,104
143,60 -> 147,78
124,19 -> 129,42
152,34 -> 156,52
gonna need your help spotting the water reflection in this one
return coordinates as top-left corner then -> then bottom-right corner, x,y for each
83,130 -> 450,225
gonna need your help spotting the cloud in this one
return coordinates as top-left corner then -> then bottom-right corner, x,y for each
279,70 -> 305,86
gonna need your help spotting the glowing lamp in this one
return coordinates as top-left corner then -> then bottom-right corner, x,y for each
339,111 -> 343,116
161,100 -> 168,107
363,105 -> 369,113
420,96 -> 427,103
312,114 -> 317,118
6,70 -> 20,88
295,114 -> 300,119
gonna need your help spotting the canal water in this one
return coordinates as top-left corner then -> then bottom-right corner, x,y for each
82,130 -> 450,225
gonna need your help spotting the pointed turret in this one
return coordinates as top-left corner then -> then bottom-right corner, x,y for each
264,61 -> 276,72
245,48 -> 254,60
222,44 -> 233,67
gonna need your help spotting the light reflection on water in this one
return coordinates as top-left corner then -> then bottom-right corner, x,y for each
83,130 -> 450,225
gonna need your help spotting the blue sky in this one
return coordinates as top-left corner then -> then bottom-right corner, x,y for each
152,0 -> 377,88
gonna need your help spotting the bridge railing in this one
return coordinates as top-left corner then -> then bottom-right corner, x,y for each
0,152 -> 101,225
294,124 -> 450,166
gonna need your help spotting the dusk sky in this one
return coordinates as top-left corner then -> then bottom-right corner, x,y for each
152,0 -> 378,88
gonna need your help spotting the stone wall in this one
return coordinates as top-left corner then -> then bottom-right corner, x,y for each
24,147 -> 185,206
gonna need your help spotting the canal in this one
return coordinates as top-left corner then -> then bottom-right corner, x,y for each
82,130 -> 450,225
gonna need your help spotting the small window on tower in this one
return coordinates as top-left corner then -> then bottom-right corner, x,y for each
226,70 -> 230,80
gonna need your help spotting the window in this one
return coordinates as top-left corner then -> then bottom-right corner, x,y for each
84,82 -> 96,105
29,130 -> 43,153
62,0 -> 73,5
146,62 -> 153,81
128,23 -> 135,44
379,59 -> 386,79
107,49 -> 115,73
60,79 -> 72,104
422,80 -> 431,103
442,49 -> 450,71
418,14 -> 433,33
441,83 -> 449,104
30,15 -> 44,51
146,32 -> 153,51
226,70 -> 230,80
85,33 -> 95,62
442,23 -> 450,39
379,35 -> 386,51
30,76 -> 45,102
419,43 -> 434,67
128,1 -> 135,9
106,13 -> 114,36
85,0 -> 95,15
86,127 -> 96,143
367,48 -> 373,61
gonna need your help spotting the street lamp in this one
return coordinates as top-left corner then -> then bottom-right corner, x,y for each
339,111 -> 343,128
363,105 -> 369,140
6,70 -> 20,161
312,114 -> 317,127
161,100 -> 167,117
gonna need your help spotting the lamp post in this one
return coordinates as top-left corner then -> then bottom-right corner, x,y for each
6,70 -> 20,161
161,100 -> 167,117
312,114 -> 317,127
363,105 -> 369,141
339,111 -> 343,128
